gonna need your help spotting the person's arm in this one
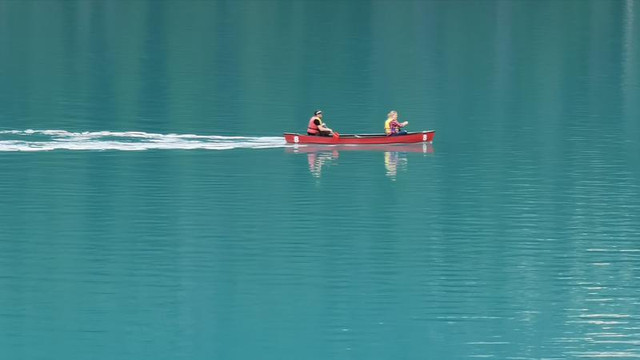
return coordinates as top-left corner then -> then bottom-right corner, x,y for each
318,121 -> 332,132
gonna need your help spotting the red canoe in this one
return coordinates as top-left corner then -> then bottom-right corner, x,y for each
284,130 -> 435,144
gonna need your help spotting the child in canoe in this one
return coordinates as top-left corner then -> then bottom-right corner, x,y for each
384,110 -> 408,136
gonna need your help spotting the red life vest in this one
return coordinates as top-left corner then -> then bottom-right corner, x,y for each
307,116 -> 322,134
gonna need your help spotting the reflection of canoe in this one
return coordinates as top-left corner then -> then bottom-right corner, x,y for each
283,131 -> 435,144
285,143 -> 433,154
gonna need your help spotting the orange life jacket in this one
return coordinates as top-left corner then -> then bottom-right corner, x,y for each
307,116 -> 322,135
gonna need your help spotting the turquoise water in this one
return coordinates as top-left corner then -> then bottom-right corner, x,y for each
1,1 -> 640,359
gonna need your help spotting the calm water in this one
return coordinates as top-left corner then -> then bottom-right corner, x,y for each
1,1 -> 640,359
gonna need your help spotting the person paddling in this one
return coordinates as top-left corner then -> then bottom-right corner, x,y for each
307,110 -> 334,136
384,110 -> 408,136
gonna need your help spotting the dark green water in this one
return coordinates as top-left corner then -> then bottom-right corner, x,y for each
1,1 -> 640,359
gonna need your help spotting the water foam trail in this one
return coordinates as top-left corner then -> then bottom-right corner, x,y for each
0,130 -> 286,151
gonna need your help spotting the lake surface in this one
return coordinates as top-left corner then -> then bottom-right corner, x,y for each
1,1 -> 640,359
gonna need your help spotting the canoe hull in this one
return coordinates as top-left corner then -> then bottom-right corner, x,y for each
285,143 -> 433,153
283,131 -> 435,144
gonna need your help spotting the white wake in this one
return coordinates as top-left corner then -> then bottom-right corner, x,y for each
0,129 -> 286,151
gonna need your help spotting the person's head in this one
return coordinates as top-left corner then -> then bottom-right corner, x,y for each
387,110 -> 398,120
314,110 -> 323,118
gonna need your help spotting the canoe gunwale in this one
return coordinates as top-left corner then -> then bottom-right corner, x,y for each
283,131 -> 431,138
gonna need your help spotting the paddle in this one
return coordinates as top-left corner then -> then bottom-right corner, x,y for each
332,131 -> 340,139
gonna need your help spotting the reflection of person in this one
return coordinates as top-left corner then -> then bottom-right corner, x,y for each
307,110 -> 334,136
307,150 -> 339,177
384,110 -> 408,136
384,151 -> 398,179
384,151 -> 408,180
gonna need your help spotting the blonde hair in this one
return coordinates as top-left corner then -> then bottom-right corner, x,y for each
387,110 -> 397,118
